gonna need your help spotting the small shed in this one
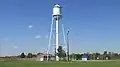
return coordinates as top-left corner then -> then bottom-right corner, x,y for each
82,56 -> 88,61
36,53 -> 44,61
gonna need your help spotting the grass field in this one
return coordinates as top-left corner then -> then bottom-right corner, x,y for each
0,60 -> 120,67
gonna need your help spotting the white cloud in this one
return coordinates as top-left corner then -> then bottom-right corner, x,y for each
28,25 -> 33,29
35,35 -> 41,39
13,46 -> 18,49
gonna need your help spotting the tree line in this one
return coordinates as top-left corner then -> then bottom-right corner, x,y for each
18,46 -> 120,60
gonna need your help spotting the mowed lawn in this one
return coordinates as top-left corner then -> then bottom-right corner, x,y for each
0,60 -> 120,67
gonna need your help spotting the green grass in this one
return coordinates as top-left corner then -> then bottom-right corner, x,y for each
0,60 -> 120,67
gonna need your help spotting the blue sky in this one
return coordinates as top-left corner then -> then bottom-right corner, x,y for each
0,0 -> 120,56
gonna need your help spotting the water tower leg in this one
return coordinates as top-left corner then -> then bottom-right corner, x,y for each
56,18 -> 59,61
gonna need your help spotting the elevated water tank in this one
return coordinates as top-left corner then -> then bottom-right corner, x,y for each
53,4 -> 62,16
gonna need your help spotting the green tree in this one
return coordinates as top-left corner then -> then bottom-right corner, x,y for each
20,52 -> 26,58
104,51 -> 107,55
27,53 -> 33,58
57,46 -> 66,60
76,54 -> 81,60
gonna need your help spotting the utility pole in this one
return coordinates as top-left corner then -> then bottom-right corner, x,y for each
67,30 -> 70,61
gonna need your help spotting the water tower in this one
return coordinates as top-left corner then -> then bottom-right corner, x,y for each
47,4 -> 62,61
52,4 -> 62,61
